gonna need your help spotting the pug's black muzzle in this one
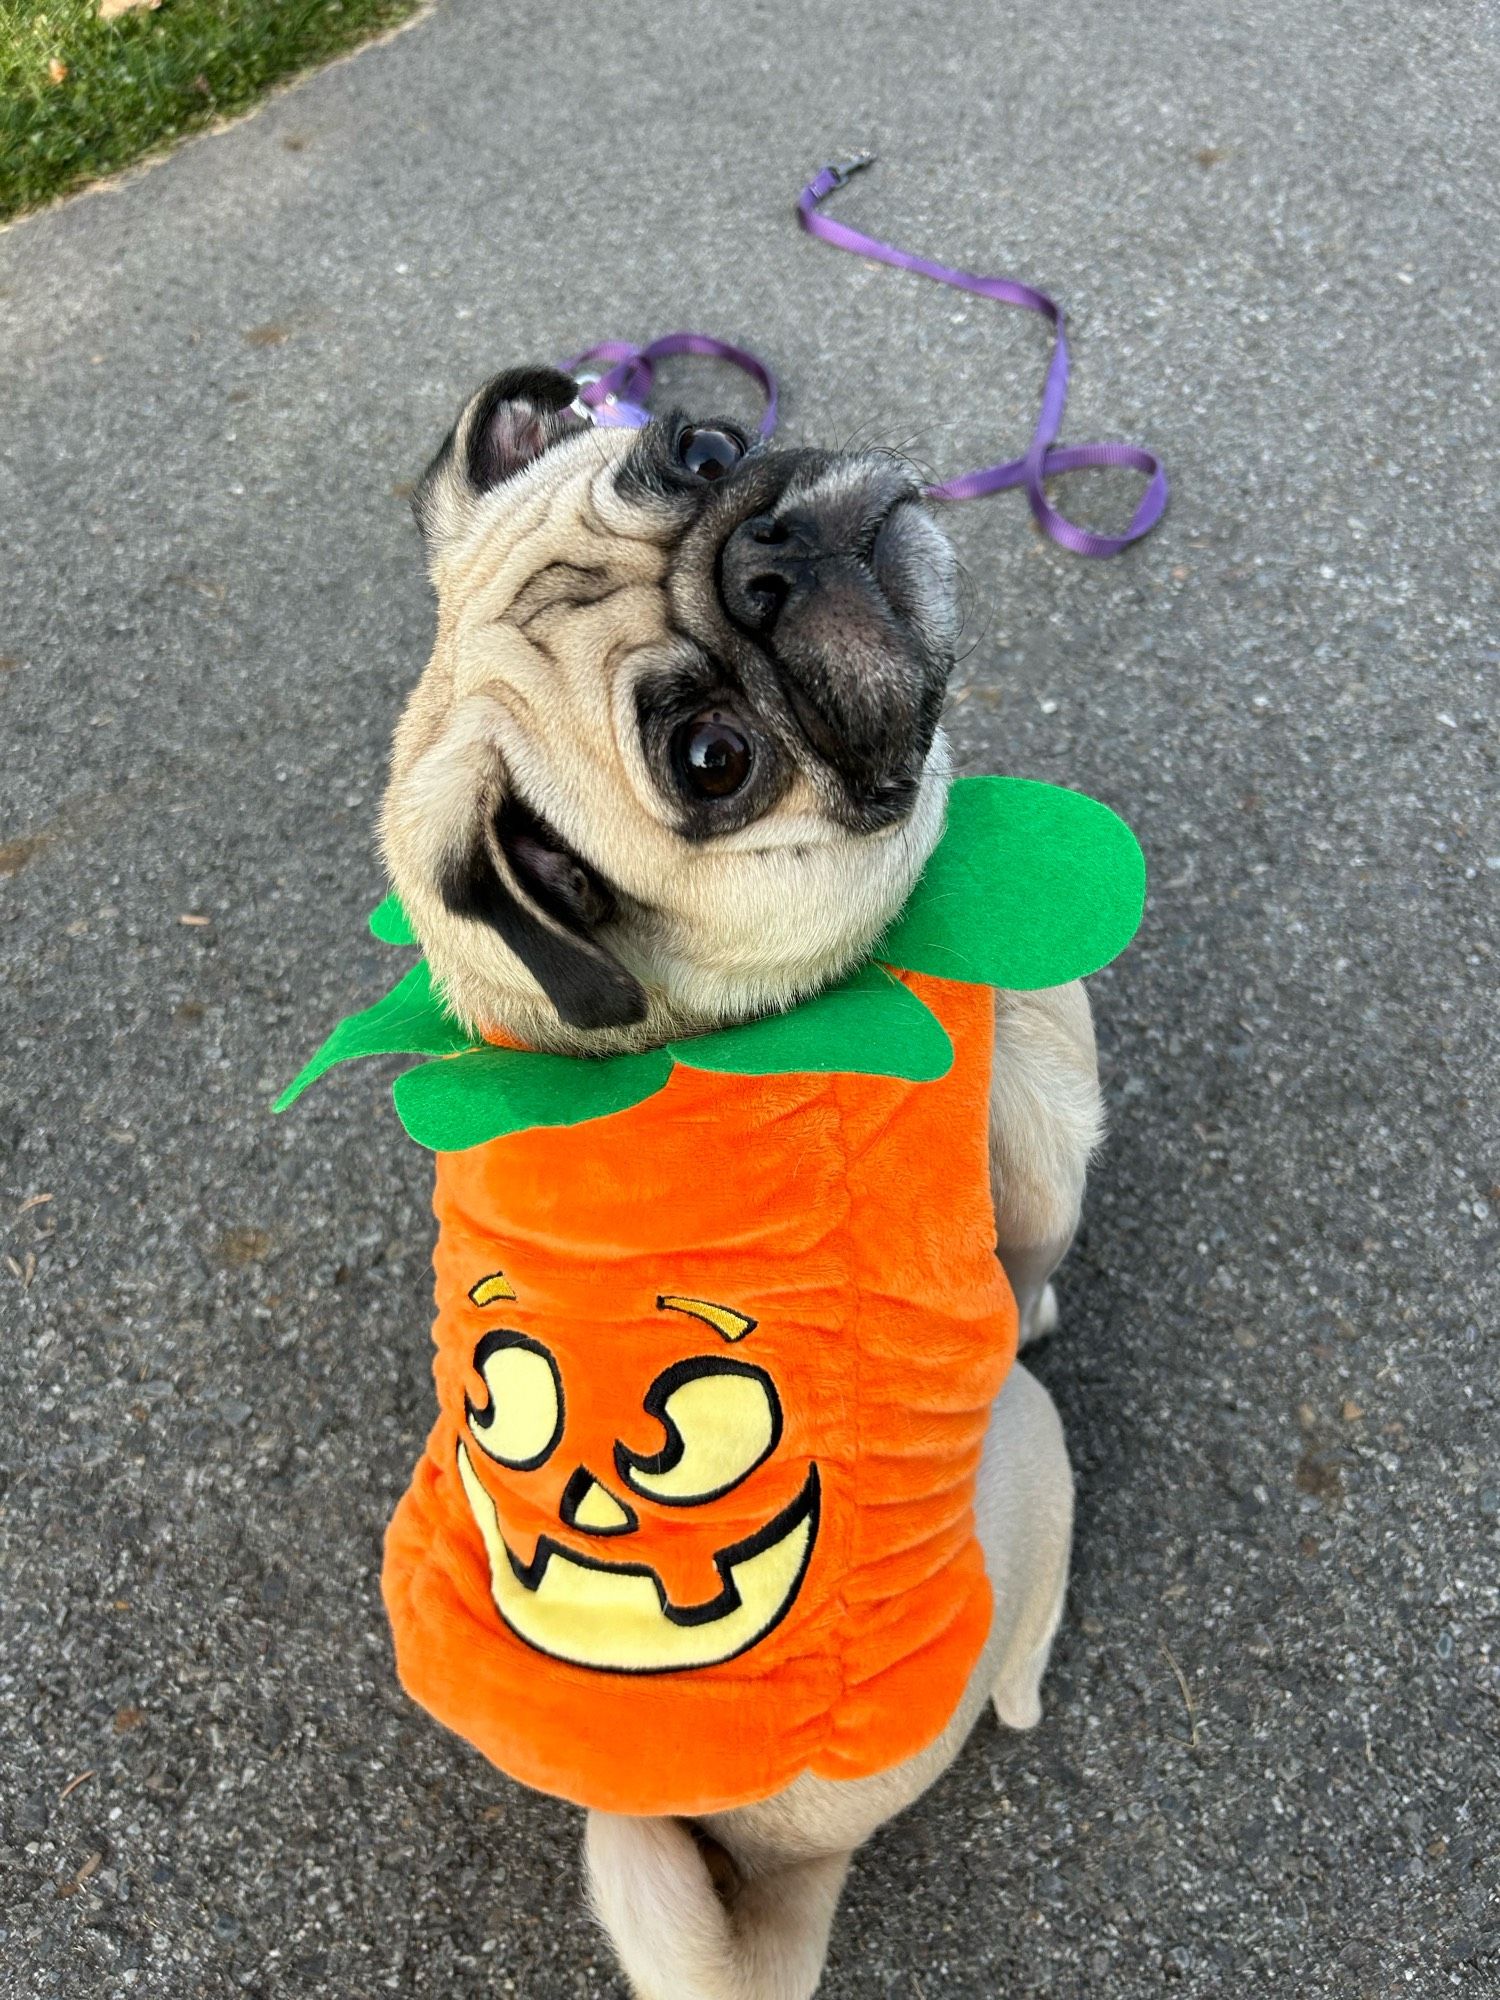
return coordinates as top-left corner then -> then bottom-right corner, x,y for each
718,467 -> 955,825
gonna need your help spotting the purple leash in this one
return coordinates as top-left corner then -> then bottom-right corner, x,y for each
562,330 -> 779,439
564,157 -> 1167,558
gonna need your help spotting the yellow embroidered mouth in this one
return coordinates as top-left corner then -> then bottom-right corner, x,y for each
457,1442 -> 819,1675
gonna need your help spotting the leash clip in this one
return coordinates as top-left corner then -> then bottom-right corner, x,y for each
568,373 -> 601,425
823,152 -> 876,191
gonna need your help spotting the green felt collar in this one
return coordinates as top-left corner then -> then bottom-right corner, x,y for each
274,776 -> 1144,1153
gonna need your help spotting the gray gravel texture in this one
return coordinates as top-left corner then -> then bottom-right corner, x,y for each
2,0 -> 1497,1995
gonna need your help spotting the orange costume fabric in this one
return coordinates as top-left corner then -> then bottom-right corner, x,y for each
382,971 -> 1018,1816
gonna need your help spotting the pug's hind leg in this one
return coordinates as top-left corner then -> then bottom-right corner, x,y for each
988,981 -> 1104,1346
975,1366 -> 1075,1732
585,1810 -> 850,2000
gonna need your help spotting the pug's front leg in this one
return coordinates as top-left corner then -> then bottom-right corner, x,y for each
989,981 -> 1104,1345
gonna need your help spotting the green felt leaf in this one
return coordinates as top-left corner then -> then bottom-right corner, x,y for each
878,775 -> 1145,990
669,963 -> 954,1082
272,959 -> 475,1113
392,1045 -> 674,1153
276,775 -> 1144,1146
368,892 -> 417,945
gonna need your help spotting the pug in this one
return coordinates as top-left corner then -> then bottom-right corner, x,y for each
377,366 -> 1101,1999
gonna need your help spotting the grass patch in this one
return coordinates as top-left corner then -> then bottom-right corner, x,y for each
1,0 -> 422,221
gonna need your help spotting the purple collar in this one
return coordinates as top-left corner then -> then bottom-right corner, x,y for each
561,157 -> 1167,559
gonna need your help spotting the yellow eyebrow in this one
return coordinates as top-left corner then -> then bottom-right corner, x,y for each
469,1272 -> 518,1307
656,1294 -> 757,1343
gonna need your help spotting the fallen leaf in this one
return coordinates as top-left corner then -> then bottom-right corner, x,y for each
244,323 -> 289,348
99,0 -> 163,14
1295,1452 -> 1344,1506
217,1226 -> 271,1266
1341,1399 -> 1365,1422
114,1706 -> 146,1733
0,834 -> 48,878
47,58 -> 69,85
166,572 -> 227,601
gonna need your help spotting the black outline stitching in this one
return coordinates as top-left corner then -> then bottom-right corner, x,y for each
613,1356 -> 783,1508
460,1443 -> 821,1676
465,1330 -> 564,1472
559,1466 -> 639,1540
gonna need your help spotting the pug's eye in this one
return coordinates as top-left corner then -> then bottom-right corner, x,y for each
677,427 -> 745,482
671,710 -> 753,799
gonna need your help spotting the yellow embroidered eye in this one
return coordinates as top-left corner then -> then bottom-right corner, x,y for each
466,1332 -> 563,1470
616,1358 -> 781,1506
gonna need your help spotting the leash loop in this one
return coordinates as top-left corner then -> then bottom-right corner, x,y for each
563,332 -> 779,438
797,158 -> 1168,556
559,162 -> 1167,558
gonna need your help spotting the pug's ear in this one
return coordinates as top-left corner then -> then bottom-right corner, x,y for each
411,367 -> 588,563
439,789 -> 648,1034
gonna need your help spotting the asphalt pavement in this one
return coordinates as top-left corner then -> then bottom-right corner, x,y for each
1,1 -> 1496,1994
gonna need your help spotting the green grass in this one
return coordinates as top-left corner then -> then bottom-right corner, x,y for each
1,0 -> 422,221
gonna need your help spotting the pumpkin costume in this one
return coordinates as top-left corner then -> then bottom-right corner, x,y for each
277,778 -> 1144,1815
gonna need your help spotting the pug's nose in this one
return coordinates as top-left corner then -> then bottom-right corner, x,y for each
720,512 -> 821,635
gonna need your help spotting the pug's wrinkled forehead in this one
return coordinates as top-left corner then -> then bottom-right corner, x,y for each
382,366 -> 960,1052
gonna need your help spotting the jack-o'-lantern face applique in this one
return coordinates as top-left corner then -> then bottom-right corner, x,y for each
454,1283 -> 819,1674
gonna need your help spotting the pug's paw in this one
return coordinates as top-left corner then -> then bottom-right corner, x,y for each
1018,1281 -> 1059,1351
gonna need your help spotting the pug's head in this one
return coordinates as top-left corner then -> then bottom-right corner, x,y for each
382,366 -> 961,1053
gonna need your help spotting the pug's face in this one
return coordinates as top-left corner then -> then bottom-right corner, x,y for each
382,367 -> 961,1053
